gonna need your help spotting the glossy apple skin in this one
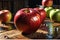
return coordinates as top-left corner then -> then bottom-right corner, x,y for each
14,8 -> 41,34
0,10 -> 12,23
49,9 -> 60,22
44,7 -> 53,18
52,11 -> 60,22
49,9 -> 60,21
34,8 -> 46,23
42,0 -> 53,7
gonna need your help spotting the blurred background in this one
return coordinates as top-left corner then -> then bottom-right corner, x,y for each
0,0 -> 60,21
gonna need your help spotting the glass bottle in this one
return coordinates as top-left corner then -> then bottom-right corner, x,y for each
44,21 -> 60,39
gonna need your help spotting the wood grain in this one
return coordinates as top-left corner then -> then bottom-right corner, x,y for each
0,29 -> 48,39
0,19 -> 60,39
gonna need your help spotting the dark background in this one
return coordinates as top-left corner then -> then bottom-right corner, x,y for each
28,0 -> 60,8
0,0 -> 60,21
0,0 -> 59,13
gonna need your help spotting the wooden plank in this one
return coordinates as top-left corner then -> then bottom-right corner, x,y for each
0,19 -> 60,39
0,29 -> 48,39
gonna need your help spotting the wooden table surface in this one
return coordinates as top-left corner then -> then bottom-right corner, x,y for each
0,19 -> 60,39
0,29 -> 48,39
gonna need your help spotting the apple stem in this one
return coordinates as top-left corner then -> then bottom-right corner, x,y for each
24,9 -> 29,13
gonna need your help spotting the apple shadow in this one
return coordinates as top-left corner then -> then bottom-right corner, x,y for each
22,32 -> 47,39
39,26 -> 48,32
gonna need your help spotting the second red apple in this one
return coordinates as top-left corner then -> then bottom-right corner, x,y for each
34,7 -> 46,23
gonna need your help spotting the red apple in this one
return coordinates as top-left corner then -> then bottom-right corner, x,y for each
14,8 -> 41,34
42,0 -> 53,7
0,10 -> 12,23
34,7 -> 46,23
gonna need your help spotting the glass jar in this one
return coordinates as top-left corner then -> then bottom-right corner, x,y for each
44,21 -> 60,39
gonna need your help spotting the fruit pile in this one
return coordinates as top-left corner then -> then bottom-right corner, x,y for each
14,0 -> 60,35
42,0 -> 60,22
45,7 -> 60,22
0,0 -> 60,36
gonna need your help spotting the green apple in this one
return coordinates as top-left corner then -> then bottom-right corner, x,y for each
44,7 -> 53,12
52,11 -> 60,22
44,7 -> 53,18
49,9 -> 60,21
